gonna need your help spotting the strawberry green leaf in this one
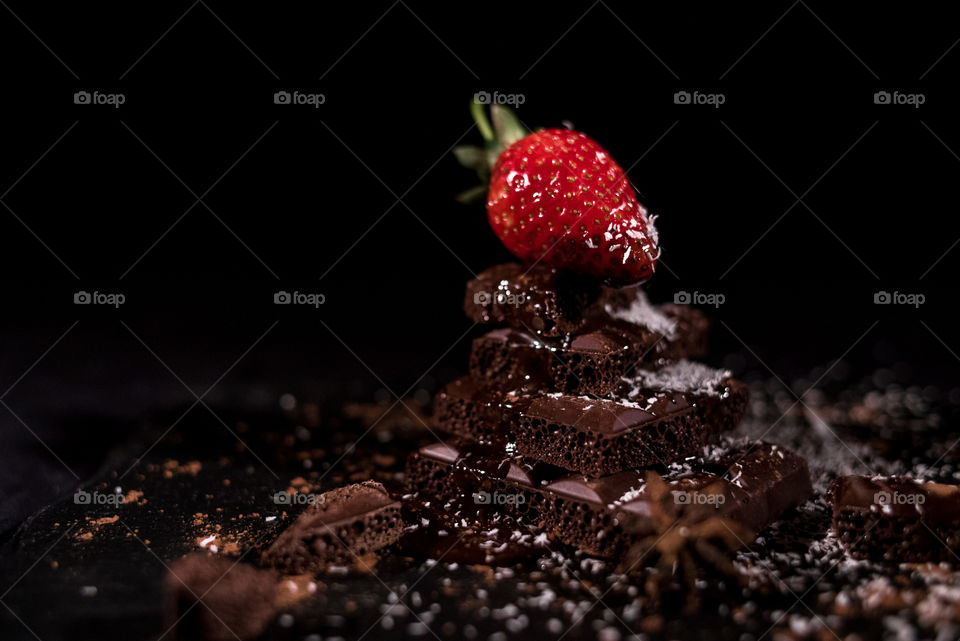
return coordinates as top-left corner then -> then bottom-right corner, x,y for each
452,145 -> 487,172
455,184 -> 489,205
490,105 -> 528,149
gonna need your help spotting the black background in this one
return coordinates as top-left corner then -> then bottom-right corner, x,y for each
1,1 -> 959,533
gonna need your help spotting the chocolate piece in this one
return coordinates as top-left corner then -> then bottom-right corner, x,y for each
399,497 -> 550,565
468,294 -> 709,396
164,554 -> 278,641
261,481 -> 403,573
828,475 -> 960,563
406,440 -> 811,558
599,289 -> 711,362
434,362 -> 748,476
463,263 -> 601,336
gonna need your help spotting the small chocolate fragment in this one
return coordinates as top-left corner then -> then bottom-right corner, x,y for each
406,440 -> 811,558
261,481 -> 403,574
434,362 -> 748,476
463,263 -> 601,336
468,294 -> 709,396
164,554 -> 278,641
828,475 -> 960,563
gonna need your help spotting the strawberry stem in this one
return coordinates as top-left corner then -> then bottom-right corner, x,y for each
471,100 -> 496,143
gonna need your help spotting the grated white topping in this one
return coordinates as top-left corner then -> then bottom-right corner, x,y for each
622,360 -> 732,396
604,289 -> 678,339
610,482 -> 647,508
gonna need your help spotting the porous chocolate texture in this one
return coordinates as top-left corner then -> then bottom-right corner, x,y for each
261,480 -> 403,574
164,554 -> 278,641
405,440 -> 812,558
468,297 -> 709,396
434,362 -> 749,476
463,262 -> 601,337
828,475 -> 960,563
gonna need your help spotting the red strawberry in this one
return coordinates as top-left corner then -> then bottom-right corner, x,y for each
456,105 -> 658,285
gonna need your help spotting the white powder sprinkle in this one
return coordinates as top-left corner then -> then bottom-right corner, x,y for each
622,360 -> 731,396
604,290 -> 678,339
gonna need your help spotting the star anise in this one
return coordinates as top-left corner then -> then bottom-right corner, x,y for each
619,471 -> 754,612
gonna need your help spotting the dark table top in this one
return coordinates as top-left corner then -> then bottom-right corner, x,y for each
3,353 -> 960,641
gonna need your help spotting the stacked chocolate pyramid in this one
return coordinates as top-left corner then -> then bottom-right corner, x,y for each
406,262 -> 813,558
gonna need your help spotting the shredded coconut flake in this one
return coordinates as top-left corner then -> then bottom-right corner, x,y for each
604,290 -> 678,339
623,360 -> 731,395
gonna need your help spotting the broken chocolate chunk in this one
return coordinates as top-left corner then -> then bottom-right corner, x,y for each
261,480 -> 403,574
828,475 -> 960,563
406,440 -> 811,558
468,295 -> 709,396
434,361 -> 748,476
463,262 -> 601,336
164,554 -> 278,641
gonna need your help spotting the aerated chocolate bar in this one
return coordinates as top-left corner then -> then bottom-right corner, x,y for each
261,481 -> 403,573
828,475 -> 960,563
435,361 -> 748,476
406,440 -> 811,558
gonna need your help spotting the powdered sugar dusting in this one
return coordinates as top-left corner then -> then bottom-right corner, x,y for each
623,360 -> 731,395
604,290 -> 677,339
